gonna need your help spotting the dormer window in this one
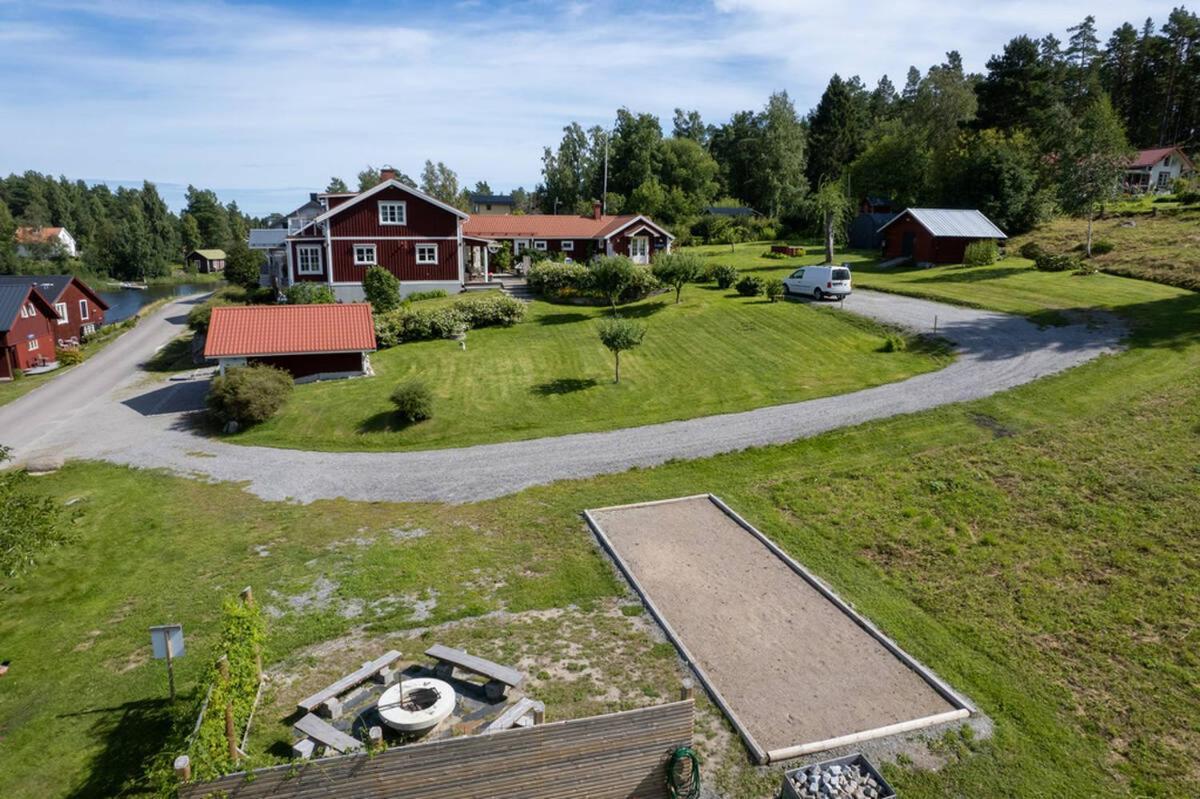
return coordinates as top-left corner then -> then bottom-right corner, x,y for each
379,201 -> 407,226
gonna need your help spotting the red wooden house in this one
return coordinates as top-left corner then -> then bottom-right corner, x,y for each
878,208 -> 1007,264
0,282 -> 60,380
286,169 -> 468,302
0,275 -> 108,342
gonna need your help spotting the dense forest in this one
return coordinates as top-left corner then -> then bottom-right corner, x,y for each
2,8 -> 1196,278
536,9 -> 1199,239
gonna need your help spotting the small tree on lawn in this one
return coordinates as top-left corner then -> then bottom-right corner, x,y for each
810,177 -> 851,264
362,266 -> 401,313
589,255 -> 636,312
1057,91 -> 1131,257
716,225 -> 741,253
0,445 -> 72,577
651,252 -> 704,304
223,238 -> 264,291
597,317 -> 646,383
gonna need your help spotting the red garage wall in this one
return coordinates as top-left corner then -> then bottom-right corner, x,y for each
3,297 -> 57,371
881,216 -> 996,264
249,351 -> 364,379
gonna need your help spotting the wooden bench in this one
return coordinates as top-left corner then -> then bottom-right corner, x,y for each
483,697 -> 545,733
425,644 -> 524,701
293,712 -> 365,756
296,650 -> 401,719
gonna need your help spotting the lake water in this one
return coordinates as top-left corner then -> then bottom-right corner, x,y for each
97,283 -> 213,326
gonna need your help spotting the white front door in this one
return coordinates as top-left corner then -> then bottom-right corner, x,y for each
630,236 -> 649,264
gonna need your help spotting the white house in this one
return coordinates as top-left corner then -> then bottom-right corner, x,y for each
15,227 -> 78,258
1125,146 -> 1195,193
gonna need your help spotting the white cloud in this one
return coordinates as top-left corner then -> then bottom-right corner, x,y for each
0,0 -> 1181,214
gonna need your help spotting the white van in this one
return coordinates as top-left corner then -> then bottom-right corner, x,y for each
782,264 -> 852,300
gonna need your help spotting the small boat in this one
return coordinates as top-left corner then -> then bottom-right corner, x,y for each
119,282 -> 149,290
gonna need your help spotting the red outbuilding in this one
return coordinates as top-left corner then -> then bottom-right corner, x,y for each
203,303 -> 377,383
878,208 -> 1007,264
0,281 -> 60,380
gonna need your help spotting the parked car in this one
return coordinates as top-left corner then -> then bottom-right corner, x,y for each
783,265 -> 852,300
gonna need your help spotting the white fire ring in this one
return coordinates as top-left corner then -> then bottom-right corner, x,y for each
377,678 -> 456,732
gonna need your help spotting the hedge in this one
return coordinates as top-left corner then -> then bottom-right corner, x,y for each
374,293 -> 526,348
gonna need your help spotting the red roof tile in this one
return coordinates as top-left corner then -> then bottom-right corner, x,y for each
204,303 -> 376,359
15,226 -> 65,243
463,213 -> 670,240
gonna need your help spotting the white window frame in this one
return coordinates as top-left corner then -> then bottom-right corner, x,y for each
415,243 -> 438,265
296,244 -> 324,275
353,244 -> 377,266
533,240 -> 548,251
55,302 -> 68,324
28,337 -> 39,352
79,299 -> 89,321
561,240 -> 574,252
378,200 -> 407,226
20,302 -> 33,318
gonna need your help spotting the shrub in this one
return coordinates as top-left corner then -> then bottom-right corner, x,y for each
206,364 -> 293,426
362,266 -> 400,312
1018,242 -> 1044,261
596,316 -> 646,383
651,252 -> 704,303
589,255 -> 637,310
709,264 -> 739,289
374,305 -> 469,347
527,261 -> 590,295
735,275 -> 764,297
0,445 -> 71,577
285,282 -> 336,304
455,293 -> 527,327
963,239 -> 1000,266
390,379 -> 433,422
1089,240 -> 1115,256
187,300 -> 231,334
621,266 -> 660,302
1034,252 -> 1080,272
761,251 -> 787,260
1176,190 -> 1200,205
879,333 -> 908,352
56,348 -> 85,366
405,289 -> 447,302
764,279 -> 784,303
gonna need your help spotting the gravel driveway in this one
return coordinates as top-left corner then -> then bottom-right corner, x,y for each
1,290 -> 1124,504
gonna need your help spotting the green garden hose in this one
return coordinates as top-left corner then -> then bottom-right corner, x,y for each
666,746 -> 701,799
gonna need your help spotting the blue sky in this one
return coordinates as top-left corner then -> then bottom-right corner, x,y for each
0,0 -> 1179,216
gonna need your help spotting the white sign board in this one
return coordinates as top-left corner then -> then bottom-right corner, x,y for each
150,624 -> 185,660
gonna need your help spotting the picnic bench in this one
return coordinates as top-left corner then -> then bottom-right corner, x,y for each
296,650 -> 401,719
425,644 -> 524,701
293,712 -> 365,757
483,697 -> 545,733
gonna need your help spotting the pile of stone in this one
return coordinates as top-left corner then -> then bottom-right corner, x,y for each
787,760 -> 889,799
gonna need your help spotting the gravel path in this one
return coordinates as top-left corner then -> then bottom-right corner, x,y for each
1,290 -> 1124,504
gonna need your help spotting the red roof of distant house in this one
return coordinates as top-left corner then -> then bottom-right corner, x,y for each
15,226 -> 65,244
204,304 -> 376,359
463,213 -> 672,240
1130,146 -> 1194,169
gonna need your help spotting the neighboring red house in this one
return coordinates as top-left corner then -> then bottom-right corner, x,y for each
0,282 -> 60,380
878,208 -> 1007,264
461,201 -> 674,280
0,275 -> 108,342
203,303 -> 377,383
286,169 -> 468,301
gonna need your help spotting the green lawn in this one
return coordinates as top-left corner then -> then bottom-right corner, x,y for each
232,276 -> 948,452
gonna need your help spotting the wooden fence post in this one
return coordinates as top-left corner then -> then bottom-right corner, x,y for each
680,678 -> 694,701
217,655 -> 238,762
240,586 -> 263,681
173,754 -> 191,782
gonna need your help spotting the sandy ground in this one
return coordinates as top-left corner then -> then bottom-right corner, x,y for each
589,496 -> 958,754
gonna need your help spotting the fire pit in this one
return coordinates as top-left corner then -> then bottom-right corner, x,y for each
377,677 -> 456,732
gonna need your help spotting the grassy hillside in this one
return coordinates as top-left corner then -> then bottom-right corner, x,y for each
1009,206 -> 1200,291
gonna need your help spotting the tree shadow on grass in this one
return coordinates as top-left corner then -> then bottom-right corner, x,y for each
62,696 -> 175,799
530,377 -> 599,396
537,312 -> 591,326
612,300 -> 668,319
910,266 -> 1030,284
357,410 -> 420,434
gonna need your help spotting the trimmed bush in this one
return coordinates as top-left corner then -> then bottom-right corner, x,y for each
390,379 -> 433,422
207,364 -> 293,426
963,239 -> 1000,266
285,282 -> 336,304
1089,240 -> 1115,256
405,289 -> 448,302
363,266 -> 401,312
455,293 -> 527,327
527,261 -> 590,295
879,333 -> 908,352
1034,252 -> 1080,273
764,279 -> 784,303
56,348 -> 85,366
621,266 -> 660,302
709,264 -> 739,289
1018,242 -> 1044,261
735,275 -> 764,297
